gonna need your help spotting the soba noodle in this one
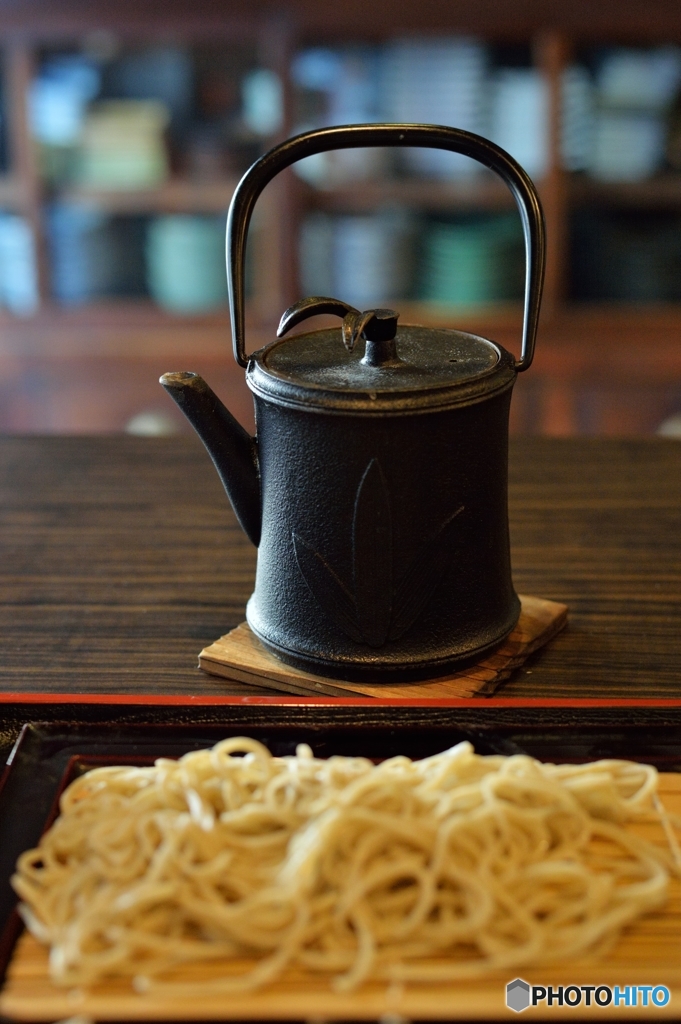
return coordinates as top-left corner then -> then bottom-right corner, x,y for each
11,739 -> 680,994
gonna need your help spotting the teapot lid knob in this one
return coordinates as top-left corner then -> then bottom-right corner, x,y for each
354,308 -> 398,341
278,296 -> 400,367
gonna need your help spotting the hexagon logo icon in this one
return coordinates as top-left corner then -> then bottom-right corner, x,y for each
507,978 -> 531,1012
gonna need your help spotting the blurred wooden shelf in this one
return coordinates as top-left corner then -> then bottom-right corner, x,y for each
0,299 -> 271,359
2,299 -> 681,366
0,298 -> 232,326
321,172 -> 681,214
0,174 -> 27,211
396,301 -> 523,333
399,302 -> 681,383
2,1 -> 681,44
56,177 -> 240,215
4,297 -> 681,333
570,173 -> 681,209
1,298 -> 680,435
0,7 -> 265,44
305,175 -> 517,213
404,300 -> 681,333
0,5 -> 679,437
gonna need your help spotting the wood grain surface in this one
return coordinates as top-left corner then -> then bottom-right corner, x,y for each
198,596 -> 569,698
0,435 -> 680,698
2,773 -> 679,1021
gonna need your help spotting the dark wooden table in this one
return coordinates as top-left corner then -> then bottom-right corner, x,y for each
1,435 -> 681,1019
1,434 -> 680,704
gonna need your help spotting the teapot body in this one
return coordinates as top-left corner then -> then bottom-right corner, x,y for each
247,343 -> 519,680
160,123 -> 545,682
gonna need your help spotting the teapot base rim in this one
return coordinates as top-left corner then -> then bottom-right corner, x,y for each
248,607 -> 520,684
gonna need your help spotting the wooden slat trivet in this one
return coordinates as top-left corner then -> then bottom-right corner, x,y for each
2,774 -> 678,1022
198,595 -> 567,698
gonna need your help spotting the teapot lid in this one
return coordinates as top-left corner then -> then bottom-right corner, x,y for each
246,297 -> 517,413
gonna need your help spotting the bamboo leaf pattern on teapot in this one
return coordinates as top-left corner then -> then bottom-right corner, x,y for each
293,458 -> 464,648
352,460 -> 393,646
290,533 -> 365,645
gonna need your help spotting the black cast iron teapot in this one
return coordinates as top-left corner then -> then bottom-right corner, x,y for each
161,124 -> 545,681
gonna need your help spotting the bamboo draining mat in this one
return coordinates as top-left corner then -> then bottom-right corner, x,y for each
199,594 -> 568,698
1,775 -> 679,1021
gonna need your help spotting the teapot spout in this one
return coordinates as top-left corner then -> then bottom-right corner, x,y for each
160,372 -> 261,546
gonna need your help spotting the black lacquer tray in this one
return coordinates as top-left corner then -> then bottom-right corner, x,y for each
1,710 -> 680,1021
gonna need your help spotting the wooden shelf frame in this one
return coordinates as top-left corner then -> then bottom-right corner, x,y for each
0,13 -> 298,321
0,5 -> 680,435
2,16 -> 681,330
56,178 -> 240,215
570,173 -> 681,209
303,175 -> 516,213
294,27 -> 571,320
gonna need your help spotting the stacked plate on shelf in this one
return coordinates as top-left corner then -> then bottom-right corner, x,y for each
589,46 -> 681,181
47,207 -> 230,310
47,206 -> 147,305
146,215 -> 229,313
0,215 -> 39,315
379,38 -> 488,179
571,210 -> 681,301
488,69 -> 548,180
420,214 -> 524,305
76,100 -> 170,189
291,47 -> 385,184
560,65 -> 594,172
299,212 -> 414,309
300,210 -> 527,310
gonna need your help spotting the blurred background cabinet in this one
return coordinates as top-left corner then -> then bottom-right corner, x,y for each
1,0 -> 681,436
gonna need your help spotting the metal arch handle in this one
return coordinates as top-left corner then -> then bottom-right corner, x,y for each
227,123 -> 546,371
